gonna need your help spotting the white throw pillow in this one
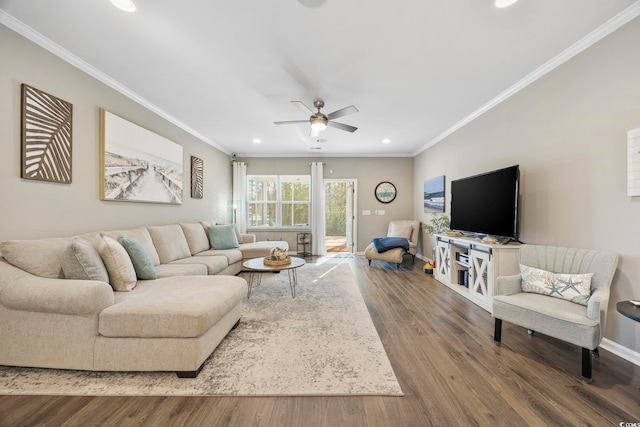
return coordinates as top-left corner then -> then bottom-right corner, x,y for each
99,236 -> 137,292
520,264 -> 593,306
389,223 -> 413,240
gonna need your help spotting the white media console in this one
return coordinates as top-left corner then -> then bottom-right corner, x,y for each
434,234 -> 521,313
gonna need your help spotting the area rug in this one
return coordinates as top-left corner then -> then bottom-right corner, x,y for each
0,262 -> 403,396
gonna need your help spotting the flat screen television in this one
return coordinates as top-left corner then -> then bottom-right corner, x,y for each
450,165 -> 520,240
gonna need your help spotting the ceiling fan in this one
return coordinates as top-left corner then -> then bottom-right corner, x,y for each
274,100 -> 359,137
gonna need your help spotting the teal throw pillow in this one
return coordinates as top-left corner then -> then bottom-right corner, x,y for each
117,235 -> 157,280
208,225 -> 240,250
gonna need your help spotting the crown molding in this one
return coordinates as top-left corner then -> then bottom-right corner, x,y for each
0,10 -> 230,155
413,1 -> 640,157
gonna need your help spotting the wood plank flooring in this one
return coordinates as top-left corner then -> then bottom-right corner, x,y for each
0,256 -> 638,426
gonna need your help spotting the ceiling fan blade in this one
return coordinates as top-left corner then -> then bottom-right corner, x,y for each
327,121 -> 358,133
291,101 -> 315,116
310,127 -> 321,138
274,120 -> 309,125
327,105 -> 358,120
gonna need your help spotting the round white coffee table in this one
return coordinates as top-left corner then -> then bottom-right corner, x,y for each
242,257 -> 306,298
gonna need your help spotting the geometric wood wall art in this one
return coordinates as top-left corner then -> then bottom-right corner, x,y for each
191,156 -> 203,198
21,84 -> 73,183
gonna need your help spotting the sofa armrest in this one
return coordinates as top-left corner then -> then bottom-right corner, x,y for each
240,234 -> 256,243
587,287 -> 609,323
0,276 -> 114,316
495,274 -> 522,296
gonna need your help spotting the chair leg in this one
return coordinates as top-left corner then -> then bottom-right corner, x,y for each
494,318 -> 502,344
592,348 -> 599,358
396,263 -> 400,269
412,254 -> 416,264
368,259 -> 371,266
582,347 -> 593,383
527,329 -> 535,335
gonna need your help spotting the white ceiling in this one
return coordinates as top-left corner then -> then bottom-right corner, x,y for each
1,0 -> 638,157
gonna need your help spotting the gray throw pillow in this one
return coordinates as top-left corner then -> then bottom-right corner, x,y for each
61,238 -> 110,282
117,235 -> 157,280
208,225 -> 240,250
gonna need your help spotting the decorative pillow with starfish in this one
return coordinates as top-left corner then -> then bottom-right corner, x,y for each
520,264 -> 594,306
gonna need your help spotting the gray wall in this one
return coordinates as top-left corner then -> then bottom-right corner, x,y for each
0,25 -> 232,242
414,17 -> 640,352
243,156 -> 414,252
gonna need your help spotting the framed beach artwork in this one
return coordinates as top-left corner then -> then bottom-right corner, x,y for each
423,175 -> 445,213
100,109 -> 183,204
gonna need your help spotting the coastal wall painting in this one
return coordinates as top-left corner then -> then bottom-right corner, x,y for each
423,175 -> 445,213
191,156 -> 203,199
100,109 -> 183,204
21,84 -> 73,183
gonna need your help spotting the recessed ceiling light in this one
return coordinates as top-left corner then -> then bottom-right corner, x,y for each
298,0 -> 327,8
382,138 -> 391,144
252,138 -> 262,144
110,0 -> 136,12
495,0 -> 518,8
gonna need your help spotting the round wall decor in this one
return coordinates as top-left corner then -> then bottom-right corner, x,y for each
374,181 -> 397,203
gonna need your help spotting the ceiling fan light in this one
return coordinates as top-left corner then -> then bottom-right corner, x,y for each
310,117 -> 327,131
110,0 -> 136,12
495,0 -> 518,8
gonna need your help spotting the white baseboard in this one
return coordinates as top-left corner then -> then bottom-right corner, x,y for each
600,338 -> 640,366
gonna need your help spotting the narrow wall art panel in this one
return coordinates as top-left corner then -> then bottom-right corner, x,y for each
21,84 -> 73,183
191,156 -> 203,198
423,175 -> 445,212
100,109 -> 183,204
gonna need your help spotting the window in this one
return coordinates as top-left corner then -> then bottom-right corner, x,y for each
247,175 -> 310,228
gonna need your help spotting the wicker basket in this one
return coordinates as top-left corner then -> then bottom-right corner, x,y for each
264,256 -> 292,266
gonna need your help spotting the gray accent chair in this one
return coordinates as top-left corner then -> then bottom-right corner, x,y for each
492,245 -> 618,382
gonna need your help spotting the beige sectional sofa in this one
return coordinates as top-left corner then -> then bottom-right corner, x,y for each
0,221 -> 288,377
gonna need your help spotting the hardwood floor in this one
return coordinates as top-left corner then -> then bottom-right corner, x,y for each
1,256 -> 638,426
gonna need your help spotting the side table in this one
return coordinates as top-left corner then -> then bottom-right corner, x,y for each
616,301 -> 640,322
297,232 -> 311,257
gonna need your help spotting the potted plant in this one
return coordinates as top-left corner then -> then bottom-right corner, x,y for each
424,212 -> 450,235
423,213 -> 450,265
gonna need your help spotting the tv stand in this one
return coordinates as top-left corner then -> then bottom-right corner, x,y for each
434,234 -> 520,312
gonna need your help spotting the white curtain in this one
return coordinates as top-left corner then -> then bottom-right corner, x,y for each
310,162 -> 326,256
232,161 -> 247,235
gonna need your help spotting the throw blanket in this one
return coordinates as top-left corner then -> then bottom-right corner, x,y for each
372,237 -> 409,253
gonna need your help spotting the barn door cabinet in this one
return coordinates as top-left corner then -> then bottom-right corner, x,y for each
434,235 -> 520,313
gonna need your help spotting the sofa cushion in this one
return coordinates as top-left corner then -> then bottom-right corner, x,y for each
155,263 -> 208,278
238,241 -> 289,259
1,237 -> 72,279
117,235 -> 157,280
101,228 -> 161,266
99,237 -> 137,292
520,264 -> 593,306
147,225 -> 192,264
195,249 -> 243,265
180,222 -> 211,255
208,225 -> 240,250
169,256 -> 229,275
98,275 -> 247,338
61,238 -> 110,282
